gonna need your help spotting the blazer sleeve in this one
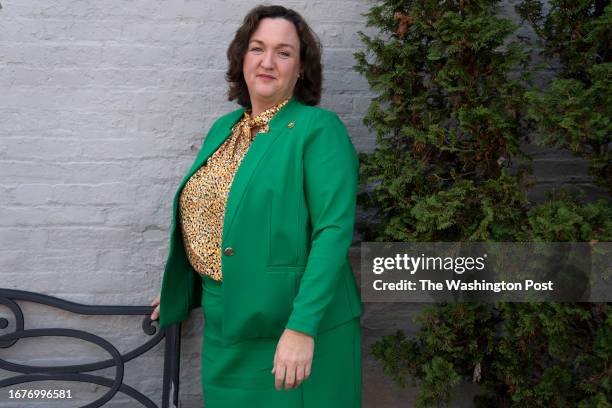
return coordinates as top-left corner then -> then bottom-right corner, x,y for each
284,111 -> 359,337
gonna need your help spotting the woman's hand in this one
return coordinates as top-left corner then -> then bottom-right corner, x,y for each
272,328 -> 314,390
150,294 -> 160,320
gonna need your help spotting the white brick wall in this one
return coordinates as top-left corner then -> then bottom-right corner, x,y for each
0,1 -> 375,406
0,1 -> 605,407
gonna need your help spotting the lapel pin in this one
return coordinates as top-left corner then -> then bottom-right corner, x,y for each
287,121 -> 295,128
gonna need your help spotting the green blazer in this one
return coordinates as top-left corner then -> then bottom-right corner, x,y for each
158,97 -> 362,345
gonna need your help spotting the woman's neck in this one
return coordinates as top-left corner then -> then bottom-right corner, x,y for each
250,95 -> 291,117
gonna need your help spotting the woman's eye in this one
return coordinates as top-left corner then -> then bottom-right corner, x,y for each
279,51 -> 290,57
250,47 -> 263,52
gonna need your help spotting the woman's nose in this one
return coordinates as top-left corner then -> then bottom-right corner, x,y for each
260,51 -> 274,68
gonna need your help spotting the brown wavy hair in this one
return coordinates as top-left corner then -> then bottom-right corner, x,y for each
225,5 -> 322,107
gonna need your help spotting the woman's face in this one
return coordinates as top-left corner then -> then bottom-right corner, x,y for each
243,17 -> 301,107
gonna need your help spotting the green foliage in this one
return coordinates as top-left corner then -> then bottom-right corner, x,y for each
517,1 -> 611,192
354,0 -> 533,242
354,0 -> 611,406
520,191 -> 612,242
372,302 -> 612,407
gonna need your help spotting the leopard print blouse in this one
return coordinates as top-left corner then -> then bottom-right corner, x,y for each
178,98 -> 290,281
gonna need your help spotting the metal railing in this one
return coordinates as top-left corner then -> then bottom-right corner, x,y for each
0,289 -> 180,408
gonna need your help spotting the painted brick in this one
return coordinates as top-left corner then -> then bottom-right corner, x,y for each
0,1 -> 607,407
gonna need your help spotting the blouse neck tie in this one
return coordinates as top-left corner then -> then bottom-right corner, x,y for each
231,97 -> 290,157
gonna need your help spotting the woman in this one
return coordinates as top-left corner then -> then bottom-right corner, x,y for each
150,5 -> 362,407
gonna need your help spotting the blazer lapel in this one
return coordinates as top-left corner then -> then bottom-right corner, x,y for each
170,108 -> 244,218
222,97 -> 300,241
189,109 -> 245,178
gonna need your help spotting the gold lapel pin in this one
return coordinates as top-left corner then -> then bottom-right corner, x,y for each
287,121 -> 295,128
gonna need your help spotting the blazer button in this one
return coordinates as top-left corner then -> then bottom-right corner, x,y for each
224,247 -> 234,256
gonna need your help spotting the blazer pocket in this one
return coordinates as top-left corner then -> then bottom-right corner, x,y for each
264,265 -> 306,273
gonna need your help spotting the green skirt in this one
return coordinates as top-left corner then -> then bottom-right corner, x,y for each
200,273 -> 362,408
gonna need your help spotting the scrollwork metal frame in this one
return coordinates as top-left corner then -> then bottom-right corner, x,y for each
0,289 -> 181,408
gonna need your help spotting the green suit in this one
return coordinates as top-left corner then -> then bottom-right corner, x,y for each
158,96 -> 362,345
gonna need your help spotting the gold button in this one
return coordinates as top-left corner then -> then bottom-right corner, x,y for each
224,247 -> 234,256
287,121 -> 295,128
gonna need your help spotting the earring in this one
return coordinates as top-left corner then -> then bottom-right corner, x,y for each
298,72 -> 303,79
